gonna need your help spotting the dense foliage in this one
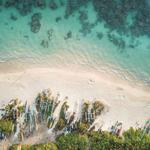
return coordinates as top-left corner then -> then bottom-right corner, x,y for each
123,128 -> 150,150
56,128 -> 150,150
9,128 -> 150,150
89,128 -> 150,150
0,120 -> 13,135
9,142 -> 58,150
56,133 -> 88,150
89,131 -> 124,150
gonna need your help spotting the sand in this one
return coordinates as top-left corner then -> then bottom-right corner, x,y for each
0,66 -> 150,131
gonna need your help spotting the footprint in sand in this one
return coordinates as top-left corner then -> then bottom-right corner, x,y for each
116,87 -> 124,91
88,78 -> 95,85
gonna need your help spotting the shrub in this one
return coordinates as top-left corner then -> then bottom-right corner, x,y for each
55,118 -> 65,131
34,143 -> 58,150
56,133 -> 88,150
78,123 -> 89,134
0,119 -> 13,135
123,128 -> 150,150
89,131 -> 124,150
9,143 -> 58,150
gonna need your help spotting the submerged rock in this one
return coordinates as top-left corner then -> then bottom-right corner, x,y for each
30,13 -> 42,33
41,40 -> 49,48
49,0 -> 58,10
47,29 -> 53,40
36,0 -> 46,9
4,0 -> 46,16
31,13 -> 42,22
31,20 -> 41,33
15,1 -> 33,16
107,33 -> 126,49
0,0 -> 3,6
79,22 -> 95,36
78,10 -> 96,36
79,10 -> 88,23
59,0 -> 64,6
97,32 -> 103,40
10,13 -> 17,21
64,31 -> 72,40
56,17 -> 61,22
65,0 -> 90,18
4,0 -> 16,8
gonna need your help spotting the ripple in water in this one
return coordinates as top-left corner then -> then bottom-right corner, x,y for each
0,0 -> 150,86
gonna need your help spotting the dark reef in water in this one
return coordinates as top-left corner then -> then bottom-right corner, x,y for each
41,39 -> 49,48
55,16 -> 61,22
93,0 -> 150,37
78,10 -> 93,36
1,0 -> 150,48
65,0 -> 90,19
96,32 -> 103,40
107,33 -> 126,50
64,31 -> 72,40
47,29 -> 53,41
4,0 -> 46,15
30,13 -> 42,33
0,0 -> 3,6
49,0 -> 58,10
10,13 -> 17,21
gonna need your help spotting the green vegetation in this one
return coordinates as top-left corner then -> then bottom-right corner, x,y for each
56,133 -> 88,150
56,128 -> 150,150
78,122 -> 89,134
9,144 -> 33,150
89,132 -> 123,150
93,101 -> 104,116
55,118 -> 65,130
34,143 -> 58,150
1,99 -> 25,121
17,105 -> 25,114
9,143 -> 58,150
9,128 -> 150,150
89,129 -> 150,150
0,120 -> 13,135
54,102 -> 69,131
123,128 -> 150,150
0,91 -> 148,150
89,131 -> 124,150
59,102 -> 69,120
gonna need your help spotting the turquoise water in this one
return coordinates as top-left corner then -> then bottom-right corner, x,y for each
0,1 -> 150,85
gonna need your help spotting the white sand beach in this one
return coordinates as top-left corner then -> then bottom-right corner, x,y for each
0,65 -> 150,131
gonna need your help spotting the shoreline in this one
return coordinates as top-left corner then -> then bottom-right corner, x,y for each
0,55 -> 150,89
0,65 -> 150,130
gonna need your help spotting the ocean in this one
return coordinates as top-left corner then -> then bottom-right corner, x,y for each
0,0 -> 150,86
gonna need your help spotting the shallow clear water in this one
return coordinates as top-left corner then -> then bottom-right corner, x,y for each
0,1 -> 150,85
